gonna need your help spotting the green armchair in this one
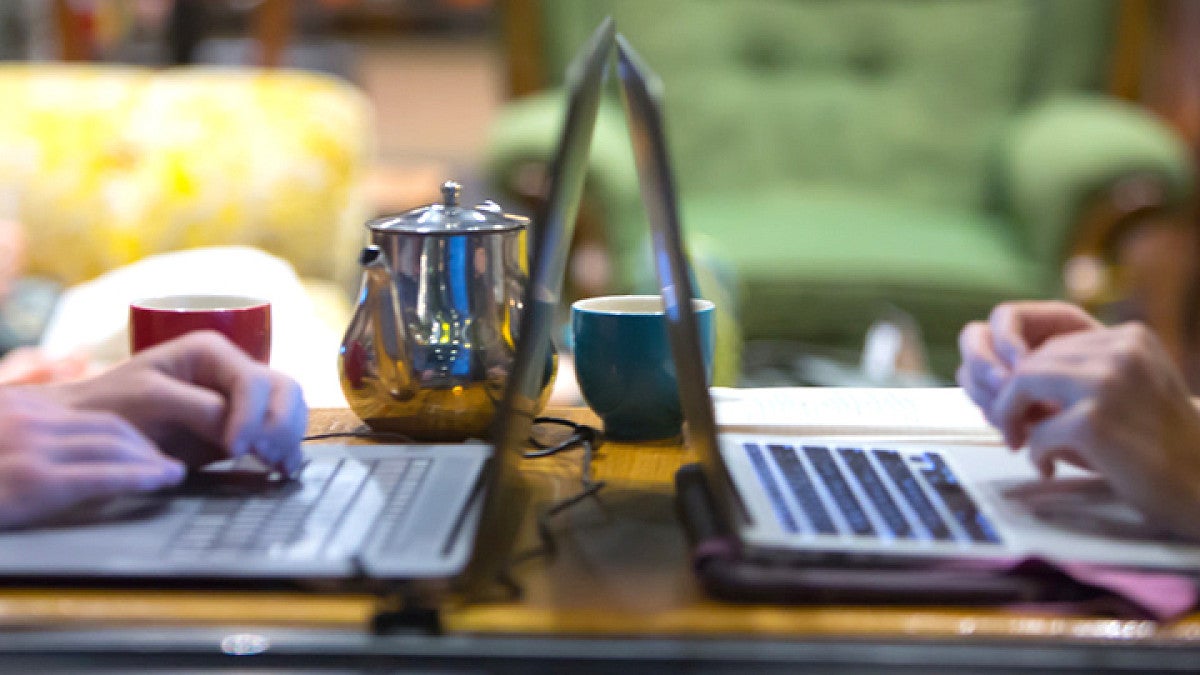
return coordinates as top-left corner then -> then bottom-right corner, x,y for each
486,0 -> 1195,379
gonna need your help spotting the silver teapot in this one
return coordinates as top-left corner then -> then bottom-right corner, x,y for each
338,181 -> 555,440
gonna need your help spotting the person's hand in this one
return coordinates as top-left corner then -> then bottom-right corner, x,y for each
0,347 -> 93,385
989,322 -> 1200,540
958,301 -> 1102,439
0,209 -> 26,301
35,331 -> 307,473
0,389 -> 184,529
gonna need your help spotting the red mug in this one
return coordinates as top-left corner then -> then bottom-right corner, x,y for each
129,295 -> 272,363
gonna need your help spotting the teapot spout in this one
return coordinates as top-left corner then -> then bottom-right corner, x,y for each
339,245 -> 418,405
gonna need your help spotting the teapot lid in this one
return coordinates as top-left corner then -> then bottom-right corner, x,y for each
368,181 -> 528,234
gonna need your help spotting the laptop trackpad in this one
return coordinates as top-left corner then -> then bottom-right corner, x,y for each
998,477 -> 1174,543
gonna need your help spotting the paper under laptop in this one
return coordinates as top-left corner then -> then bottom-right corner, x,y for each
712,386 -> 1000,442
614,33 -> 1200,572
0,17 -> 616,586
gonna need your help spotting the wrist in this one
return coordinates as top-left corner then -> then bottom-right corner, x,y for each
13,380 -> 79,412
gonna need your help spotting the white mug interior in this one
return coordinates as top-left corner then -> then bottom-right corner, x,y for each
131,294 -> 270,311
572,294 -> 714,315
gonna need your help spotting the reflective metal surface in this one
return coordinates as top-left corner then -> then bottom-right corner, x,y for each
339,182 -> 553,441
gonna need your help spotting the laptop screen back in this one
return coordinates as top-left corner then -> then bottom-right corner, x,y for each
613,36 -> 741,524
462,17 -> 615,591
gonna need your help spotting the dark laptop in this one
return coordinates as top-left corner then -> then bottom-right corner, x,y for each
0,18 -> 615,588
615,34 -> 1200,572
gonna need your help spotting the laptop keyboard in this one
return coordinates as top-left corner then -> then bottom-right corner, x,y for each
744,443 -> 1001,545
165,457 -> 432,558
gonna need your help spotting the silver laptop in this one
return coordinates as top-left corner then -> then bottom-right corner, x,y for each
0,18 -> 615,586
614,34 -> 1200,571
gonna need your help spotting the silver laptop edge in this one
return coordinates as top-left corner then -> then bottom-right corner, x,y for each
459,16 -> 615,595
614,34 -> 1200,571
612,34 -> 745,534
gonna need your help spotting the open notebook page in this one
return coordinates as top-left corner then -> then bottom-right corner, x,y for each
710,387 -> 1002,442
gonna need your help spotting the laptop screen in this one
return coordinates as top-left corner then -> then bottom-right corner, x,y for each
462,17 -> 615,592
613,35 -> 742,525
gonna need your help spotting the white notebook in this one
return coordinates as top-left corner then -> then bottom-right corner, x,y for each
710,387 -> 1001,443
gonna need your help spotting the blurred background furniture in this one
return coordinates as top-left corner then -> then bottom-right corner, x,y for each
0,1 -> 468,353
0,1 -> 507,405
0,64 -> 373,295
1133,0 -> 1200,387
42,0 -> 460,220
487,0 -> 1196,382
0,63 -> 374,403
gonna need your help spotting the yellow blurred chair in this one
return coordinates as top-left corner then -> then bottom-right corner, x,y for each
0,64 -> 372,298
0,63 -> 375,355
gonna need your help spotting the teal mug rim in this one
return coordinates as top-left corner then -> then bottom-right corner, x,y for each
571,294 -> 715,316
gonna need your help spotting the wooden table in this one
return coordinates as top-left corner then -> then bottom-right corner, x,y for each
2,408 -> 1200,671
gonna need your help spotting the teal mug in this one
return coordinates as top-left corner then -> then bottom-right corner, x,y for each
571,295 -> 715,441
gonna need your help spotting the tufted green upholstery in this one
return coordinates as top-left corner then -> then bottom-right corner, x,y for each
486,0 -> 1194,378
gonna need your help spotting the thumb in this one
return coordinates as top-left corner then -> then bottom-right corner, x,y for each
989,305 -> 1029,368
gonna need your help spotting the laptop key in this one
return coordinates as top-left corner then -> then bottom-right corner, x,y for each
166,458 -> 361,558
920,453 -> 1002,545
803,446 -> 874,536
839,447 -> 913,539
323,457 -> 414,558
767,444 -> 836,535
282,459 -> 374,558
377,457 -> 441,555
874,449 -> 953,541
743,444 -> 800,534
167,464 -> 333,557
234,460 -> 357,553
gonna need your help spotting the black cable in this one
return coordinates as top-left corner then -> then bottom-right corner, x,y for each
498,416 -> 608,594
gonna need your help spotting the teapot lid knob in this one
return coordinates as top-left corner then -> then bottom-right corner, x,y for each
366,179 -> 528,233
440,181 -> 461,207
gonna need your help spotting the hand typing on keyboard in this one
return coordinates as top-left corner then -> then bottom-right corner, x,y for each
0,331 -> 308,530
958,300 -> 1200,542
